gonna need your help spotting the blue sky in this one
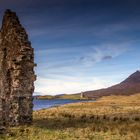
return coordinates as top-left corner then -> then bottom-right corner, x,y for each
0,0 -> 140,95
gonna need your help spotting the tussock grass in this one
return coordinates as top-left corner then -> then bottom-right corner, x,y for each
0,93 -> 140,140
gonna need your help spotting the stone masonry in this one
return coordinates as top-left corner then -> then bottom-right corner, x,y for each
0,9 -> 36,132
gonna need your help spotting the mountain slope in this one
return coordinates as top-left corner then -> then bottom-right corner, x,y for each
83,71 -> 140,99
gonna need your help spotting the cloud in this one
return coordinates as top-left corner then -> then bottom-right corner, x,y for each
34,42 -> 133,81
34,76 -> 113,95
79,44 -> 131,66
102,55 -> 112,60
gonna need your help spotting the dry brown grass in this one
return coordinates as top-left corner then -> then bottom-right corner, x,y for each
1,93 -> 140,140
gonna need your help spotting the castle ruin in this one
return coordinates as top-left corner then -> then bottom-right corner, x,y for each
0,9 -> 36,132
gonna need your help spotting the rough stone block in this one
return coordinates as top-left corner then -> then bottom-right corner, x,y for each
0,9 -> 36,132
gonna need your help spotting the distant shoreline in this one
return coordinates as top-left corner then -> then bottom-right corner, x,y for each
34,93 -> 93,100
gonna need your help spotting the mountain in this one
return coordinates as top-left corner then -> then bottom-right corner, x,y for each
83,71 -> 140,99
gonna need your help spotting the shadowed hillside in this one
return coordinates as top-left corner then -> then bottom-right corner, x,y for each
84,71 -> 140,99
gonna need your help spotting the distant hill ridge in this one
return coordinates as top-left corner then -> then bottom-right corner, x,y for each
83,71 -> 140,99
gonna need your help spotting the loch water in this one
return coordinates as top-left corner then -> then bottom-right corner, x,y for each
33,99 -> 93,110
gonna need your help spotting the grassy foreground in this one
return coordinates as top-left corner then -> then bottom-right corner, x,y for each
1,94 -> 140,140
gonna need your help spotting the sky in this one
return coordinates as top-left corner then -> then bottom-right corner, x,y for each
0,0 -> 140,95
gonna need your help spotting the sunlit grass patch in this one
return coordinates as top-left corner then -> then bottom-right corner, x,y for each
1,93 -> 140,140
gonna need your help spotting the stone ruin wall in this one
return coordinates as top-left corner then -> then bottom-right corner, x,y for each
0,9 -> 36,132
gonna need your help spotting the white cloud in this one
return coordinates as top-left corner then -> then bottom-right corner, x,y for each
34,44 -> 133,96
80,44 -> 131,66
34,76 -> 114,95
